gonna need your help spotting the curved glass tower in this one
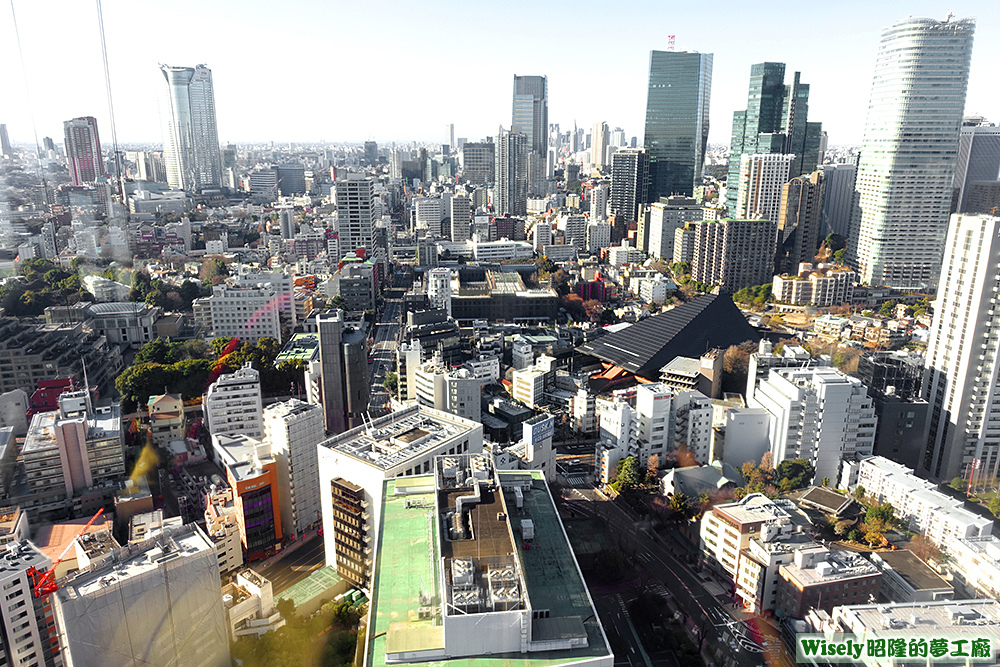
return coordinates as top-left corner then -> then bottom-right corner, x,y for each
160,64 -> 222,192
847,16 -> 976,289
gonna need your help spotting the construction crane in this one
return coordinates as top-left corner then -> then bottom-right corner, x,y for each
26,508 -> 105,598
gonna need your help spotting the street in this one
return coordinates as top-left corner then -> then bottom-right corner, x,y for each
367,278 -> 405,416
257,534 -> 326,593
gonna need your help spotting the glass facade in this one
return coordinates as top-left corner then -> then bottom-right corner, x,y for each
643,51 -> 713,201
848,16 -> 976,289
160,64 -> 222,191
511,75 -> 548,157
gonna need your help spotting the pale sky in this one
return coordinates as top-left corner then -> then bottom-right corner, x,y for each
1,0 -> 998,147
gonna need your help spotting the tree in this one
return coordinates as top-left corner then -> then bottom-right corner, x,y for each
989,496 -> 1000,518
949,477 -> 968,493
822,477 -> 830,488
847,528 -> 861,543
617,456 -> 641,490
646,453 -> 659,483
383,372 -> 398,395
135,338 -> 182,365
669,492 -> 689,516
909,534 -> 944,563
775,458 -> 815,490
760,451 -> 774,472
879,300 -> 898,318
648,301 -> 661,314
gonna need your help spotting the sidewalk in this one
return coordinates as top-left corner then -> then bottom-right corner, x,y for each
258,528 -> 320,570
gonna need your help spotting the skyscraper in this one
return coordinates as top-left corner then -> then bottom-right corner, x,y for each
736,153 -> 795,222
461,141 -> 494,185
335,174 -> 376,256
591,121 -> 609,170
63,116 -> 104,186
776,170 -> 826,273
159,63 -> 222,191
847,16 -> 976,289
922,214 -> 1000,482
953,120 -> 1000,214
609,148 -> 649,222
364,140 -> 378,167
0,124 -> 11,157
820,163 -> 857,237
317,311 -> 369,434
726,63 -> 823,214
494,128 -> 527,216
264,399 -> 325,538
643,50 -> 713,200
511,75 -> 548,157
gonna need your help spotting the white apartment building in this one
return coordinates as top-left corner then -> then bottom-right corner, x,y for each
0,541 -> 58,667
750,367 -> 876,485
673,225 -> 695,264
771,263 -> 856,306
204,362 -> 263,440
336,174 -> 376,255
560,215 -> 588,251
923,215 -> 1000,482
532,220 -> 552,251
647,197 -> 702,260
414,197 -> 444,231
512,367 -> 547,408
223,569 -> 285,640
427,267 -> 453,316
204,489 -> 245,575
468,239 -> 534,261
264,399 -> 326,538
233,267 -> 296,327
590,184 -> 609,222
607,242 -> 644,266
207,283 -> 282,343
414,358 -> 484,422
586,222 -> 612,254
637,274 -> 673,305
854,456 -> 992,549
736,153 -> 795,222
948,535 -> 1000,598
464,355 -> 501,383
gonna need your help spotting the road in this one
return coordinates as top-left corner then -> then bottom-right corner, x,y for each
367,275 -> 406,416
257,534 -> 327,593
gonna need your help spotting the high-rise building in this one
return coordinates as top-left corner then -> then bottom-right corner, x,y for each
264,399 -> 325,538
776,170 -> 826,273
0,541 -> 59,667
446,123 -> 455,150
922,214 -> 1000,482
0,124 -> 10,157
317,311 -> 369,434
589,183 -> 609,223
726,63 -> 823,214
736,153 -> 795,222
647,196 -> 702,261
820,163 -> 857,237
159,64 -> 222,191
204,362 -> 264,440
847,16 -> 976,289
461,141 -> 494,185
953,121 -> 1000,214
692,219 -> 777,292
586,221 -> 612,254
335,174 -> 376,255
511,75 -> 548,156
450,195 -> 471,241
63,116 -> 104,186
494,128 -> 527,216
364,141 -> 378,167
591,121 -> 609,170
562,214 -> 587,251
643,50 -> 713,200
427,268 -> 452,316
53,524 -> 230,667
609,148 -> 649,223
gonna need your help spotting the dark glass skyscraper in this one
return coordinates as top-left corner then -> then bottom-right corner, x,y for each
726,63 -> 823,214
643,51 -> 713,201
511,75 -> 548,157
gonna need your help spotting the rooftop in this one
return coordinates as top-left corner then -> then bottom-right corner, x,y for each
781,549 -> 880,587
797,487 -> 855,517
318,404 -> 478,472
277,566 -> 345,609
659,356 -> 702,378
0,541 -> 49,577
214,434 -> 274,482
715,493 -> 795,526
835,599 -> 1000,634
32,514 -> 115,564
275,333 -> 320,363
873,550 -> 951,591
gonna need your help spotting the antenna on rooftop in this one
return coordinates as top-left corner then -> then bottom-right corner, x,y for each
667,35 -> 676,51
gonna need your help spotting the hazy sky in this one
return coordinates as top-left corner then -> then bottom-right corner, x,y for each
2,0 -> 998,147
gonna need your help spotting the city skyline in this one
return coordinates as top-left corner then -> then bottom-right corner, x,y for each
1,1 -> 998,146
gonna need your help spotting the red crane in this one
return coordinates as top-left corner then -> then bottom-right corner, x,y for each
27,508 -> 105,598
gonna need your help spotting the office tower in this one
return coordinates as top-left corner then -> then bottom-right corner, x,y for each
278,207 -> 295,239
277,163 -> 306,195
364,140 -> 378,167
609,148 -> 649,223
335,174 -> 376,255
204,362 -> 263,440
736,153 -> 794,222
159,64 -> 222,191
446,123 -> 455,150
848,16 -> 976,289
586,221 -> 612,254
212,434 -> 283,559
41,136 -> 55,153
562,214 -> 587,251
591,121 -> 609,170
0,124 -> 10,156
0,541 -> 59,667
643,50 -> 713,200
427,268 -> 452,316
450,195 -> 471,241
610,127 -> 626,148
647,196 -> 702,260
494,128 -> 527,216
776,170 -> 826,273
922,214 -> 1000,481
63,116 -> 104,186
692,219 -> 777,292
264,399 -> 325,538
317,311 -> 369,433
53,524 -> 230,667
817,131 -> 829,163
953,121 -> 1000,214
461,141 -> 494,185
511,75 -> 548,156
590,183 -> 609,222
820,164 -> 857,237
750,367 -> 876,485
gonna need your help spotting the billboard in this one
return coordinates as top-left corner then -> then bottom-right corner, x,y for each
524,416 -> 555,444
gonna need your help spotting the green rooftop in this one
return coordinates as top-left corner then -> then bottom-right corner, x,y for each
277,565 -> 344,608
365,471 -> 611,667
275,333 -> 320,364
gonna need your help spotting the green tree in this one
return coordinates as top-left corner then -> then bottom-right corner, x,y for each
949,477 -> 968,493
989,497 -> 1000,518
648,301 -> 661,314
669,492 -> 689,516
774,458 -> 815,490
822,477 -> 830,488
617,456 -> 641,490
879,300 -> 898,318
135,338 -> 182,365
383,371 -> 399,395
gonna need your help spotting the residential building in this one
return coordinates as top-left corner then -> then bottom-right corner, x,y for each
586,222 -> 612,255
223,569 -> 285,640
330,261 -> 376,313
53,524 -> 230,667
427,268 -> 452,316
512,367 -> 547,408
691,219 -> 778,292
232,267 -> 296,328
364,456 -> 612,667
160,64 -> 223,191
265,399 -> 325,538
450,195 -> 471,241
317,311 -> 369,434
847,16 -> 976,288
336,174 -> 377,256
776,170 -> 826,273
414,355 -> 484,423
609,148 -> 649,223
854,456 -> 992,549
203,489 -> 245,575
316,405 -> 483,586
204,363 -> 263,440
735,153 -> 795,222
0,541 -> 60,667
643,50 -> 713,200
495,128 -> 528,216
771,263 -> 855,306
947,535 -> 1000,598
212,434 -> 283,561
750,367 -> 876,485
591,121 -> 609,170
147,393 -> 185,446
63,116 -> 104,186
775,547 -> 881,618
820,163 -> 857,237
511,75 -> 548,157
204,284 -> 281,343
923,215 -> 1000,481
853,351 -> 929,469
461,142 -> 494,185
869,550 -> 953,603
647,196 -> 702,260
590,183 -> 609,222
953,121 -> 1000,214
0,506 -> 28,547
673,224 -> 696,264
726,63 -> 823,214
